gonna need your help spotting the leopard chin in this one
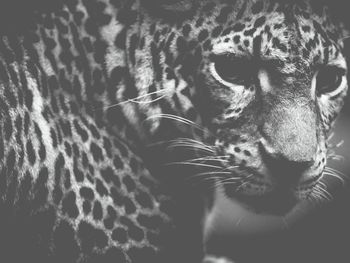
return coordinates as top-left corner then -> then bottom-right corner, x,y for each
202,186 -> 314,240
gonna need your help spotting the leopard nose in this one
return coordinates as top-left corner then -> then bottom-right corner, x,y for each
259,140 -> 314,186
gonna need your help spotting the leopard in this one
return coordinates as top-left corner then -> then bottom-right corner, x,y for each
0,0 -> 349,263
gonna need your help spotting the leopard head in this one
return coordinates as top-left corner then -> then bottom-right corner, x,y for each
118,0 -> 349,232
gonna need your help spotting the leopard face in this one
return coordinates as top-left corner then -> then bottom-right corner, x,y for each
195,1 -> 348,208
122,0 -> 349,229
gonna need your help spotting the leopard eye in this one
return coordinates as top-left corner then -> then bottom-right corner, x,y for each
316,66 -> 345,96
211,56 -> 252,86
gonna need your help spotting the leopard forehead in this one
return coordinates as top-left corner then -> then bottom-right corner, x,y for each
141,0 -> 346,72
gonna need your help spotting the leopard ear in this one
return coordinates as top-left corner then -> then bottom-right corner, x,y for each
141,0 -> 196,20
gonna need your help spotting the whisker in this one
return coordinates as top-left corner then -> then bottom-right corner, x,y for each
309,189 -> 324,203
211,177 -> 240,190
235,174 -> 254,191
327,132 -> 335,141
102,88 -> 170,110
318,181 -> 328,190
212,181 -> 225,190
167,143 -> 212,150
311,189 -> 325,203
165,162 -> 223,169
324,167 -> 349,183
185,156 -> 230,163
335,140 -> 344,148
130,94 -> 168,105
207,182 -> 221,192
327,154 -> 345,162
314,186 -> 331,202
166,140 -> 214,152
189,171 -> 232,179
204,174 -> 242,192
188,166 -> 242,183
145,113 -> 213,136
316,184 -> 333,201
147,141 -> 201,152
187,172 -> 231,184
219,177 -> 242,184
195,177 -> 224,191
146,138 -> 209,148
225,167 -> 242,175
168,138 -> 215,151
340,35 -> 350,42
322,172 -> 346,185
324,167 -> 347,177
171,138 -> 214,148
191,177 -> 225,184
167,143 -> 215,154
314,182 -> 333,202
219,180 -> 243,190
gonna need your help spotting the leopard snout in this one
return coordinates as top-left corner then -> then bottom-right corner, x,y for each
259,139 -> 317,187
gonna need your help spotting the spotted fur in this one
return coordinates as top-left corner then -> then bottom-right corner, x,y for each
0,0 -> 348,262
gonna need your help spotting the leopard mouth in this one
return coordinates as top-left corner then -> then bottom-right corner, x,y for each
223,181 -> 302,216
203,186 -> 314,240
221,169 -> 322,216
